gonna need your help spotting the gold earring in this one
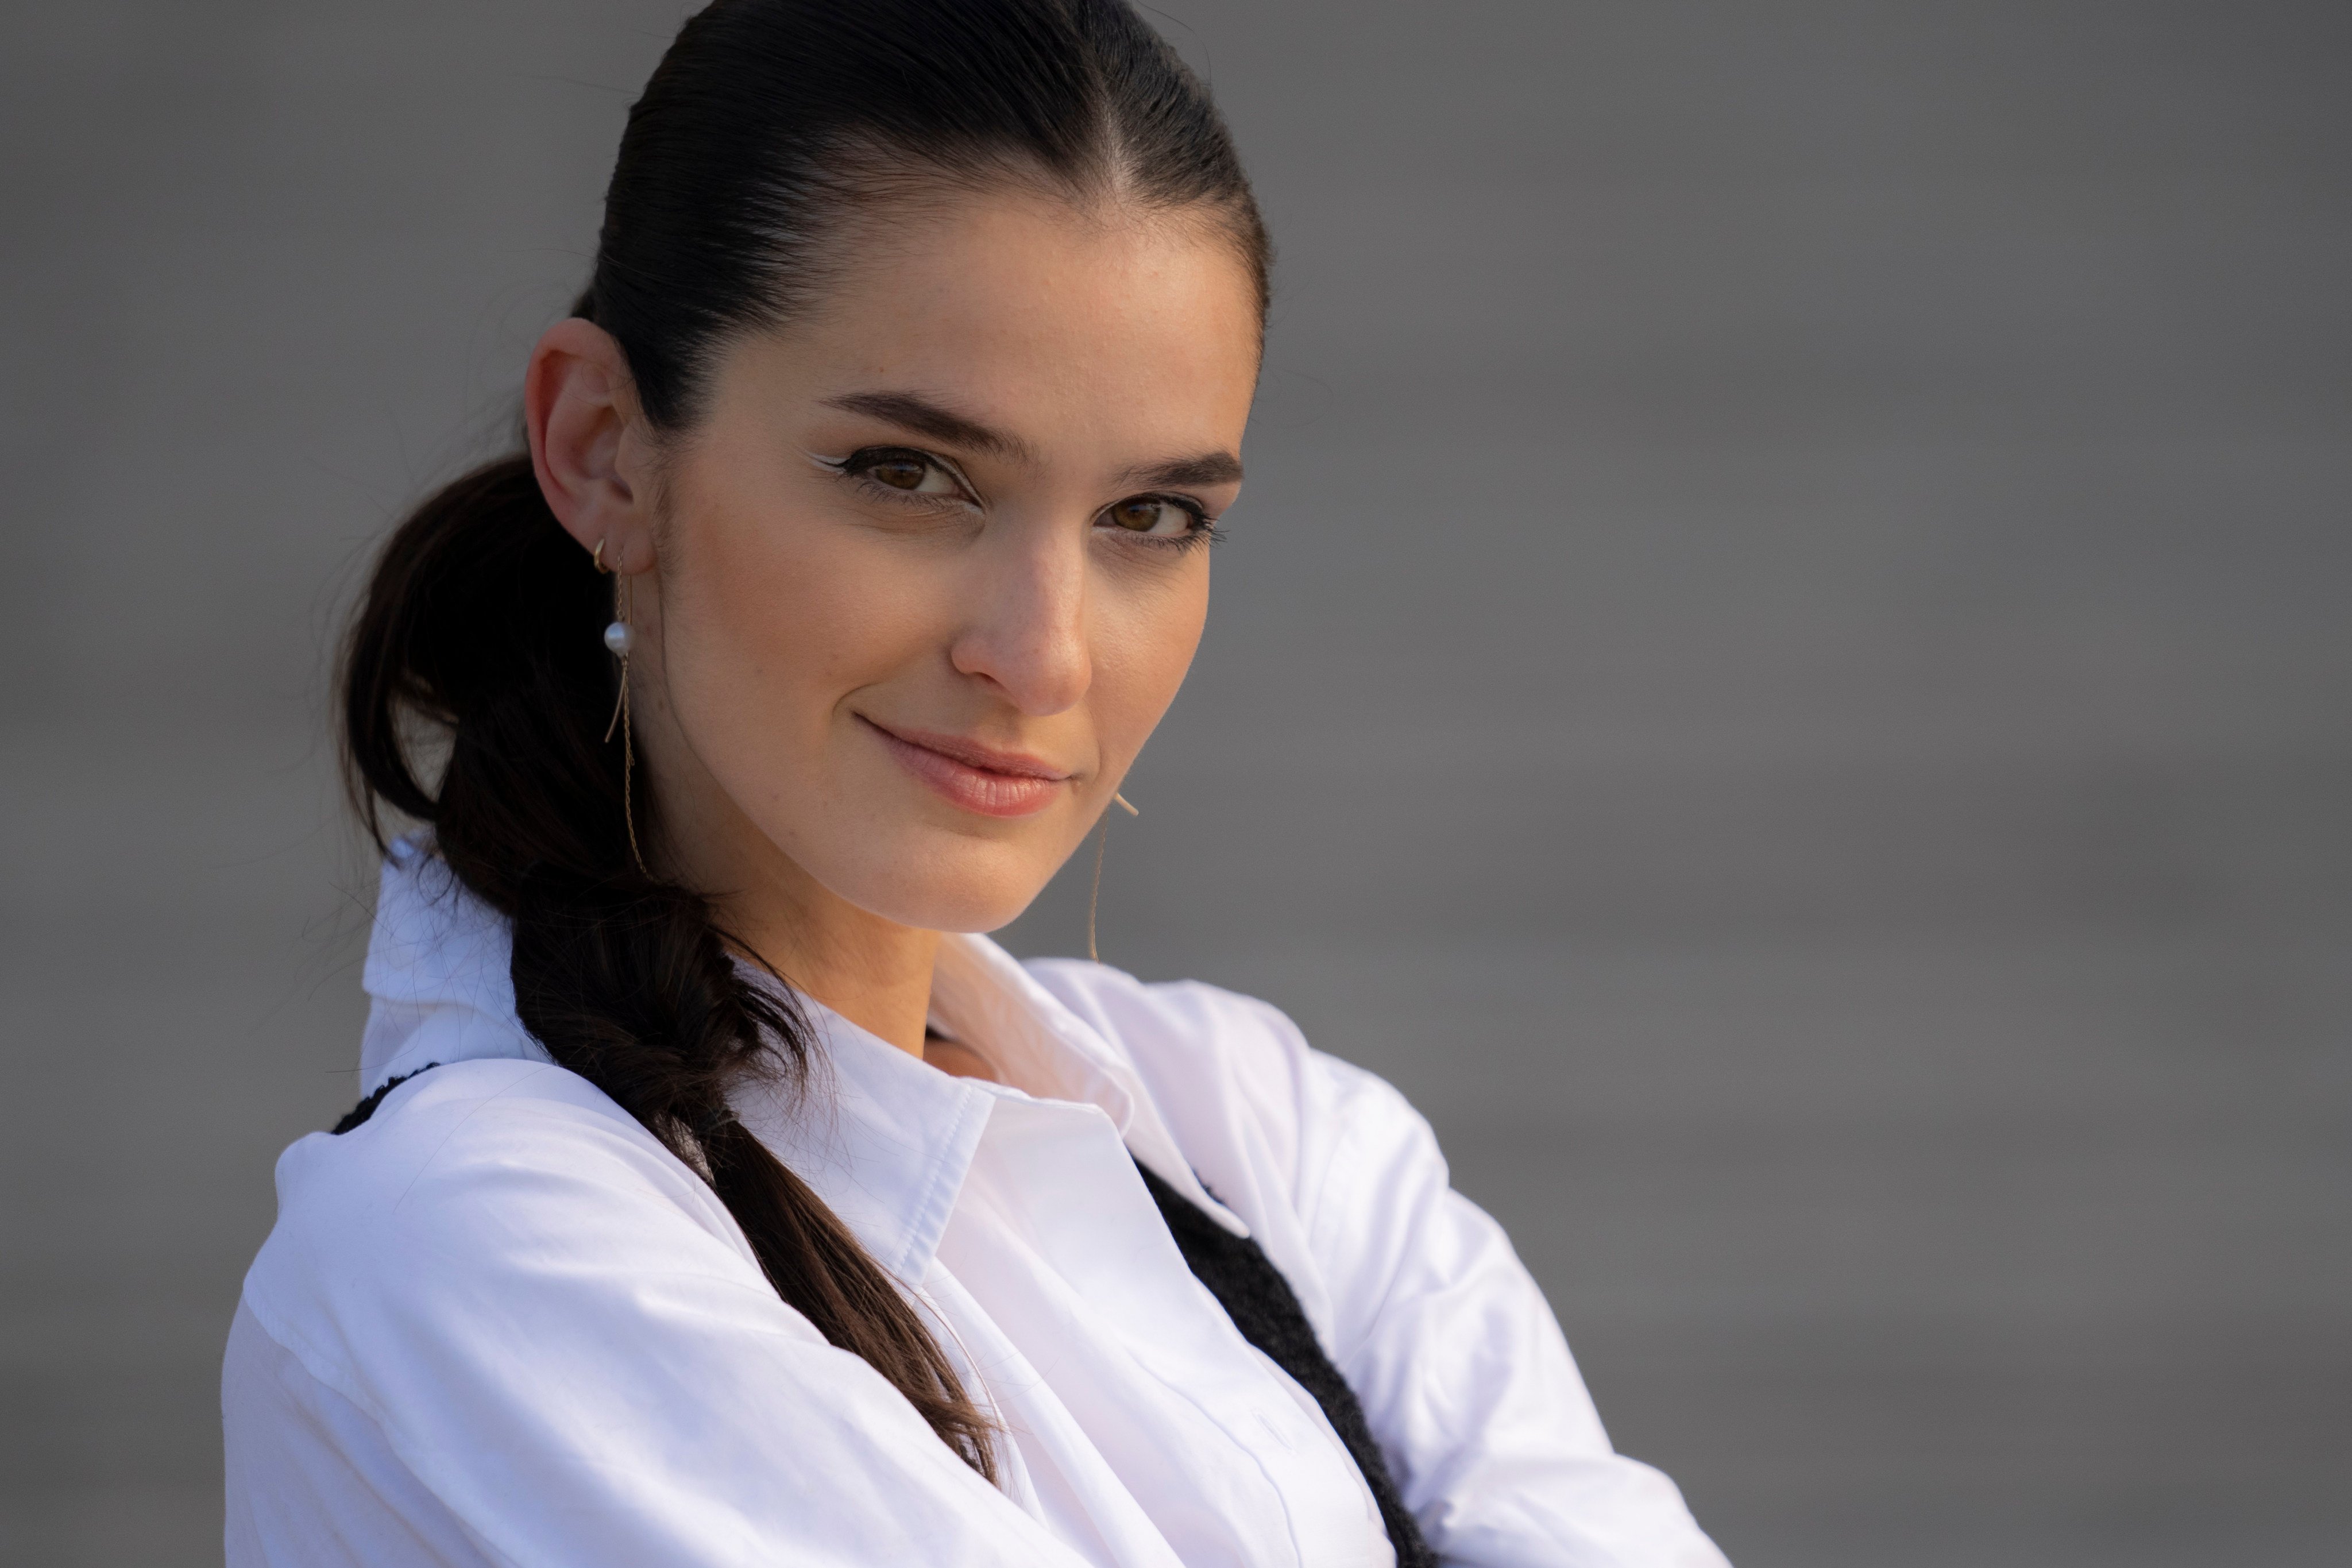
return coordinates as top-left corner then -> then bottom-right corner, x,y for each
593,536 -> 611,574
600,569 -> 648,875
1086,791 -> 1139,963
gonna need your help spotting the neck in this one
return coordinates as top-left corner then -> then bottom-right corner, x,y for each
733,885 -> 942,1058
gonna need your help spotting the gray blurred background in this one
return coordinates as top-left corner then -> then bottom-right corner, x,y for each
4,2 -> 2347,1563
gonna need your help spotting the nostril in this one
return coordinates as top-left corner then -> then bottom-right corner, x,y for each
947,630 -> 1092,716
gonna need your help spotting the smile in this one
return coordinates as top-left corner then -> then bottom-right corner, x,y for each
861,717 -> 1073,818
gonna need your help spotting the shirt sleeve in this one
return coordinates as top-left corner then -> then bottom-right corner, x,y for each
1293,1046 -> 1733,1568
231,1059 -> 1085,1568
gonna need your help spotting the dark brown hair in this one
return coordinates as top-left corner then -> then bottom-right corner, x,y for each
340,0 -> 1268,1478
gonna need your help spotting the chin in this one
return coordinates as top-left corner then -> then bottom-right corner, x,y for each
823,835 -> 1056,937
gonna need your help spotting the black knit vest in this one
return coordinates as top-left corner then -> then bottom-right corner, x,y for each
1130,1160 -> 1435,1566
335,1067 -> 1433,1564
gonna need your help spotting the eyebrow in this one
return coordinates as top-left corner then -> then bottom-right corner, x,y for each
1124,451 -> 1245,489
822,388 -> 1242,491
822,391 -> 1035,464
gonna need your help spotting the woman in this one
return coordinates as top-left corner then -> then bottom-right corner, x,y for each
223,2 -> 1729,1564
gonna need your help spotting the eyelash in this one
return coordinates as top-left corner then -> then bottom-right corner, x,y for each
822,446 -> 1221,551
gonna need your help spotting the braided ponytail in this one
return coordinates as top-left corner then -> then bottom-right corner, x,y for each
337,0 -> 1268,1482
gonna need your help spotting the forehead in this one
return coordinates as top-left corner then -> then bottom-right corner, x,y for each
711,191 -> 1262,461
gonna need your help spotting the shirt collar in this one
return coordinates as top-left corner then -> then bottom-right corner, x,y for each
927,934 -> 1243,1236
360,839 -> 1246,1287
726,992 -> 998,1285
357,837 -> 542,1091
735,937 -> 1246,1284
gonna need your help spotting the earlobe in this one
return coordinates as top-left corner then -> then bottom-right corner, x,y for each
526,317 -> 654,571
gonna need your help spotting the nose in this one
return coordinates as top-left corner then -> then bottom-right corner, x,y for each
947,519 -> 1092,716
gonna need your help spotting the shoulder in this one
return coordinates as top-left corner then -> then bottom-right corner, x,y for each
241,1059 -> 771,1410
267,1056 -> 735,1246
230,1071 -> 1054,1563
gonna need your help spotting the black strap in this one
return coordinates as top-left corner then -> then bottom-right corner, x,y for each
331,1064 -> 441,1134
330,1065 -> 1432,1562
1135,1159 -> 1436,1567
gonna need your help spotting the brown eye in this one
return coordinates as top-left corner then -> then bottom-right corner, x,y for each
842,447 -> 966,501
1104,497 -> 1191,536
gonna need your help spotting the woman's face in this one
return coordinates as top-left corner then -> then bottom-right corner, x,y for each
601,194 -> 1259,934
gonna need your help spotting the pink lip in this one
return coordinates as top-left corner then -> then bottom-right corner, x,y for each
862,717 -> 1074,818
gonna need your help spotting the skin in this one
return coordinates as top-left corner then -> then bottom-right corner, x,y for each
524,189 -> 1260,1066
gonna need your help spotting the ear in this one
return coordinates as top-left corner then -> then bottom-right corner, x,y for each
524,317 -> 658,574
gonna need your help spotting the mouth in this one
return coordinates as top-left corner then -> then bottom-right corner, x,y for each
859,716 -> 1075,819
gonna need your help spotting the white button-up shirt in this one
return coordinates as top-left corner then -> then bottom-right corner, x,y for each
223,843 -> 1728,1566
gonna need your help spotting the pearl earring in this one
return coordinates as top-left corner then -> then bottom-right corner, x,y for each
593,538 -> 648,875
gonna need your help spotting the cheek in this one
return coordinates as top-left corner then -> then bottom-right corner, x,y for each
1091,565 -> 1210,763
658,492 -> 925,781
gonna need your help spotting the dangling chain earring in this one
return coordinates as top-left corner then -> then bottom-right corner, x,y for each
1085,791 -> 1141,963
594,539 -> 650,875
